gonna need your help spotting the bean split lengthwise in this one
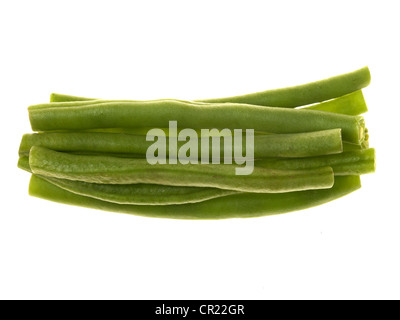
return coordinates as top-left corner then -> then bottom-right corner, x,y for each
18,67 -> 376,219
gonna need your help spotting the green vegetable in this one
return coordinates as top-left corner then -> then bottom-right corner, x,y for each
28,174 -> 361,219
49,67 -> 370,108
29,100 -> 365,144
302,90 -> 368,115
18,67 -> 374,219
18,157 -> 238,205
256,148 -> 375,176
31,98 -> 210,110
19,129 -> 343,159
49,89 -> 367,116
29,147 -> 335,193
196,67 -> 370,107
20,146 -> 375,179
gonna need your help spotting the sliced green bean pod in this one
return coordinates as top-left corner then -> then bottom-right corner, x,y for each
29,147 -> 335,193
28,175 -> 361,220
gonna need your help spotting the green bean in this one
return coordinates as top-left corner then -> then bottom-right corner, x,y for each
29,147 -> 335,193
49,89 -> 367,116
302,90 -> 368,115
19,129 -> 343,159
256,148 -> 375,176
32,98 -> 209,110
18,157 -> 238,205
28,175 -> 361,219
196,67 -> 370,107
29,100 -> 365,144
21,146 -> 376,178
48,67 -> 370,108
19,132 -> 151,157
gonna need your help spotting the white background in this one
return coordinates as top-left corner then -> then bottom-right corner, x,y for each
1,0 -> 399,300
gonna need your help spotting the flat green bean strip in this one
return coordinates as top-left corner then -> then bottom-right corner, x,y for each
255,148 -> 375,176
29,147 -> 334,193
29,100 -> 365,144
49,89 -> 367,116
48,67 -> 370,108
302,91 -> 368,115
28,175 -> 361,219
18,157 -> 238,205
19,129 -> 343,159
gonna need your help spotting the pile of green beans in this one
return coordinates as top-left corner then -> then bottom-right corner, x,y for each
18,67 -> 375,219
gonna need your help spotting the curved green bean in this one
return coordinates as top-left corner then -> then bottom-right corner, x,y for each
49,67 -> 370,108
19,129 -> 343,159
28,175 -> 361,219
29,147 -> 335,193
29,100 -> 365,144
32,98 -> 209,110
196,67 -> 370,107
256,148 -> 375,176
